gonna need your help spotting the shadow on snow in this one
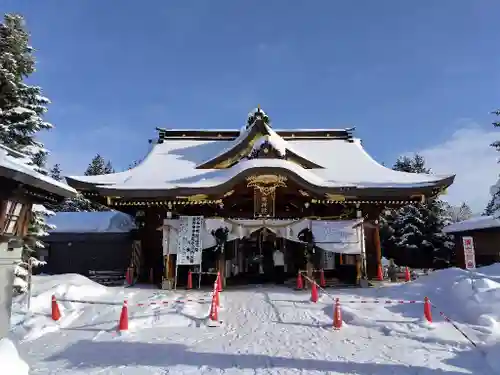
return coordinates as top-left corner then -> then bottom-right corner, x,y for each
45,339 -> 488,374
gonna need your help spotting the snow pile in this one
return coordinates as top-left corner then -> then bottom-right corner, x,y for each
9,273 -> 499,374
11,274 -> 111,341
374,264 -> 500,368
0,339 -> 29,375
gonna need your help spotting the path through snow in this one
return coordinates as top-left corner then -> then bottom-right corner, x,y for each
15,285 -> 492,375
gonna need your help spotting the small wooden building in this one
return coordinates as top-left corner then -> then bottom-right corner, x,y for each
43,211 -> 136,283
0,143 -> 76,338
0,143 -> 77,249
443,215 -> 500,268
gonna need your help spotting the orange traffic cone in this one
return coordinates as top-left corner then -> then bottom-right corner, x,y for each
424,297 -> 432,323
51,295 -> 61,321
217,272 -> 222,292
377,264 -> 384,281
319,269 -> 326,288
118,300 -> 128,331
125,267 -> 132,285
310,281 -> 319,303
333,298 -> 342,329
404,267 -> 411,282
296,272 -> 303,290
187,271 -> 193,289
214,285 -> 220,307
209,292 -> 218,322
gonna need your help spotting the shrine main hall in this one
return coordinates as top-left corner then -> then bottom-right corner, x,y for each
65,108 -> 454,288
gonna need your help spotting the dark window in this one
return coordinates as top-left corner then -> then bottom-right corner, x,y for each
3,201 -> 23,235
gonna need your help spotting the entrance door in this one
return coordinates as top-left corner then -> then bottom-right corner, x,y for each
240,228 -> 276,284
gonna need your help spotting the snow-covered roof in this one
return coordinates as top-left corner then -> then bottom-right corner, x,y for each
66,110 -> 453,194
48,211 -> 136,233
0,143 -> 76,199
68,135 -> 452,191
443,215 -> 500,233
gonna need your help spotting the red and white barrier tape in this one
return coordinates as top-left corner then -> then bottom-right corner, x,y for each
299,273 -> 420,305
430,303 -> 478,348
57,297 -> 210,307
341,299 -> 420,304
300,272 -> 481,350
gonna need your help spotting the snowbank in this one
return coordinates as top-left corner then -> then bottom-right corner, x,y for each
374,263 -> 500,369
0,339 -> 29,375
11,274 -> 114,341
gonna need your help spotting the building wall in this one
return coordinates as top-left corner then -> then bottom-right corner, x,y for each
452,229 -> 500,268
44,232 -> 133,276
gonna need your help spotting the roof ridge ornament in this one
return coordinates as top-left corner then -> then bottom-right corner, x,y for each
246,106 -> 271,129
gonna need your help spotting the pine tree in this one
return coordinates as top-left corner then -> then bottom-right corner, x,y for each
0,14 -> 51,162
443,202 -> 473,223
380,154 -> 454,268
56,155 -> 113,212
49,163 -> 62,181
84,154 -> 114,176
0,14 -> 56,293
485,109 -> 500,216
84,154 -> 106,175
104,160 -> 114,174
57,193 -> 103,212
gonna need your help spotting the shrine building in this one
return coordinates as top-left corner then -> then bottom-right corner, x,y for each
65,108 -> 455,288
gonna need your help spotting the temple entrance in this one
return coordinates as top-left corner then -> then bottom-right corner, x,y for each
227,227 -> 306,286
238,228 -> 276,284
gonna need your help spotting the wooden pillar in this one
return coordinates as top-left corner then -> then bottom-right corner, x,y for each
0,199 -> 7,231
373,220 -> 382,270
217,255 -> 226,287
356,255 -> 361,284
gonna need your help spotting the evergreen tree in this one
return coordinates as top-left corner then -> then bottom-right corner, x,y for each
57,193 -> 103,212
49,163 -> 62,181
0,14 -> 51,162
84,154 -> 106,175
56,154 -> 114,212
380,154 -> 454,268
104,160 -> 114,174
443,202 -> 473,223
485,109 -> 500,216
84,154 -> 114,176
31,149 -> 47,174
0,14 -> 57,293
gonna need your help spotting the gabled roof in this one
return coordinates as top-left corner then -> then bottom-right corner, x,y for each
194,115 -> 324,169
0,143 -> 77,199
443,215 -> 500,234
65,109 -> 454,198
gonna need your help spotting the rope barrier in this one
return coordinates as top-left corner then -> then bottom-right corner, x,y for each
57,297 -> 211,308
300,272 -> 481,351
429,303 -> 479,348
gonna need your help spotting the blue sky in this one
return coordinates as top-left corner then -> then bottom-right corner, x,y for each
1,1 -> 499,211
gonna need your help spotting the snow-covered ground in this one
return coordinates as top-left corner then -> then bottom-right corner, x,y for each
6,267 -> 500,374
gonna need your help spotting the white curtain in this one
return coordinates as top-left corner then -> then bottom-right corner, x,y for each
312,219 -> 363,255
161,218 -> 364,254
